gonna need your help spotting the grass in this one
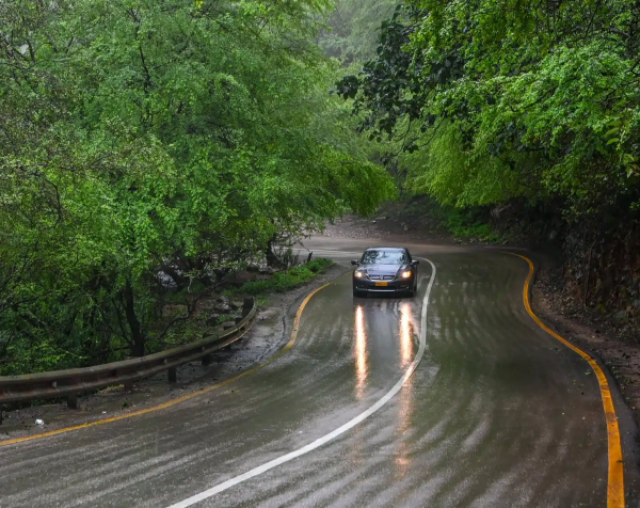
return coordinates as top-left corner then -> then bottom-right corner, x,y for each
225,258 -> 335,296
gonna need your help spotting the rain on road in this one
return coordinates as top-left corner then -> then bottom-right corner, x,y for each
1,238 -> 635,508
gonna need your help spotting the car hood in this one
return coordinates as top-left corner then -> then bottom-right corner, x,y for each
361,264 -> 406,275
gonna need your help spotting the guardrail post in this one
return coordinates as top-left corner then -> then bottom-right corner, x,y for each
306,252 -> 313,263
168,367 -> 177,383
67,394 -> 78,410
242,297 -> 254,317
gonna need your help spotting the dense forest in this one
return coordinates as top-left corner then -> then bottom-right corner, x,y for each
3,0 -> 640,375
0,0 -> 394,374
337,0 -> 640,336
338,0 -> 640,214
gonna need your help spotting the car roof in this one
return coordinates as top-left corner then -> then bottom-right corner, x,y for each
365,247 -> 407,252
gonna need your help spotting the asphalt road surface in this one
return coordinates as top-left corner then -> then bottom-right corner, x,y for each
1,238 -> 637,508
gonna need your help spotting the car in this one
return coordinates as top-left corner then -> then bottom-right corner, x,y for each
351,247 -> 419,297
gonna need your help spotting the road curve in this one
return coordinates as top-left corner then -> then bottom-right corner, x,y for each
0,239 -> 636,508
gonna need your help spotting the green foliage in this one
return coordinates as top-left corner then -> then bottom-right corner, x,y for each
336,0 -> 640,217
0,0 -> 393,374
226,259 -> 335,295
444,210 -> 503,243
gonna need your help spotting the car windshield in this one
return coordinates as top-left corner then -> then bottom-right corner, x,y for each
361,250 -> 407,265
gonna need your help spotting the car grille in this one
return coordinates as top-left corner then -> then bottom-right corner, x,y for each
368,275 -> 395,281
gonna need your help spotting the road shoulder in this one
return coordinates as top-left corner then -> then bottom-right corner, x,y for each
0,264 -> 349,440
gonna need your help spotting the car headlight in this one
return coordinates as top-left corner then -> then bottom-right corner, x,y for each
401,270 -> 412,279
354,271 -> 365,278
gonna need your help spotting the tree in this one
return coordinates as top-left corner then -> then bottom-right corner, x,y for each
0,0 -> 394,373
336,0 -> 640,214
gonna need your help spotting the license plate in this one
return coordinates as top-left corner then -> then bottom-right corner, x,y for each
375,282 -> 388,287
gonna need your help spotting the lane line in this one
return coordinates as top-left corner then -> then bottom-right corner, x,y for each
164,258 -> 437,508
512,254 -> 625,508
0,284 -> 333,449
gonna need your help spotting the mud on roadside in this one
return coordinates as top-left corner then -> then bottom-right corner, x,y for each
531,257 -> 640,432
0,264 -> 349,439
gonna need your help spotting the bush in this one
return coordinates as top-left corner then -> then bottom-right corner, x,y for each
227,258 -> 335,296
445,209 -> 504,243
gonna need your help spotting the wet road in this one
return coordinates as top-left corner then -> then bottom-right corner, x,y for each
0,239 -> 635,507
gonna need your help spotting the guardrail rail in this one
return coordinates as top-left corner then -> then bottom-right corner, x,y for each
0,297 -> 257,421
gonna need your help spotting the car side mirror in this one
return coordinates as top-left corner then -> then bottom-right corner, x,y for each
351,260 -> 358,266
411,260 -> 419,266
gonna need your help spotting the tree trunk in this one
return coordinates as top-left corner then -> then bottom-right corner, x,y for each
266,234 -> 279,267
123,278 -> 145,357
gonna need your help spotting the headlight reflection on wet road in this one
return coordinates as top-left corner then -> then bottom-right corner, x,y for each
354,305 -> 368,400
400,302 -> 414,368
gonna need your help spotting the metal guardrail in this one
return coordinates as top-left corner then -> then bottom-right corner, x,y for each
0,298 -> 257,414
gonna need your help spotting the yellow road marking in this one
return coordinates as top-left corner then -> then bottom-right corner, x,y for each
0,283 -> 332,448
513,254 -> 625,508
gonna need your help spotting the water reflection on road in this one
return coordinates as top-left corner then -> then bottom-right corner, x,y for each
354,305 -> 368,400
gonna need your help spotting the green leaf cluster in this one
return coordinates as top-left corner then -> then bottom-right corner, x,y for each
337,0 -> 640,215
0,0 -> 394,374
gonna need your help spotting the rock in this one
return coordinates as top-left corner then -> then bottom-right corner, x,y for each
213,297 -> 233,314
214,303 -> 232,314
35,419 -> 44,426
157,271 -> 178,289
403,224 -> 410,231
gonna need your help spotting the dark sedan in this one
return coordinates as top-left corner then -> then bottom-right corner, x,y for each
351,247 -> 419,297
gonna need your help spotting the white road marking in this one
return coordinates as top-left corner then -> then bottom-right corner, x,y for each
165,258 -> 437,508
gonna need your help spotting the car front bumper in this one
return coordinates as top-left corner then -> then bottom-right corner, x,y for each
353,278 -> 413,293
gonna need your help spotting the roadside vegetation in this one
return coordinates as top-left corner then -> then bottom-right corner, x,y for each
0,0 -> 394,375
6,0 -> 640,376
338,0 -> 640,216
225,259 -> 334,296
336,0 -> 640,333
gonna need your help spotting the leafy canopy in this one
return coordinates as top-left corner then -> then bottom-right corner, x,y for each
0,0 -> 394,373
337,0 -> 640,214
